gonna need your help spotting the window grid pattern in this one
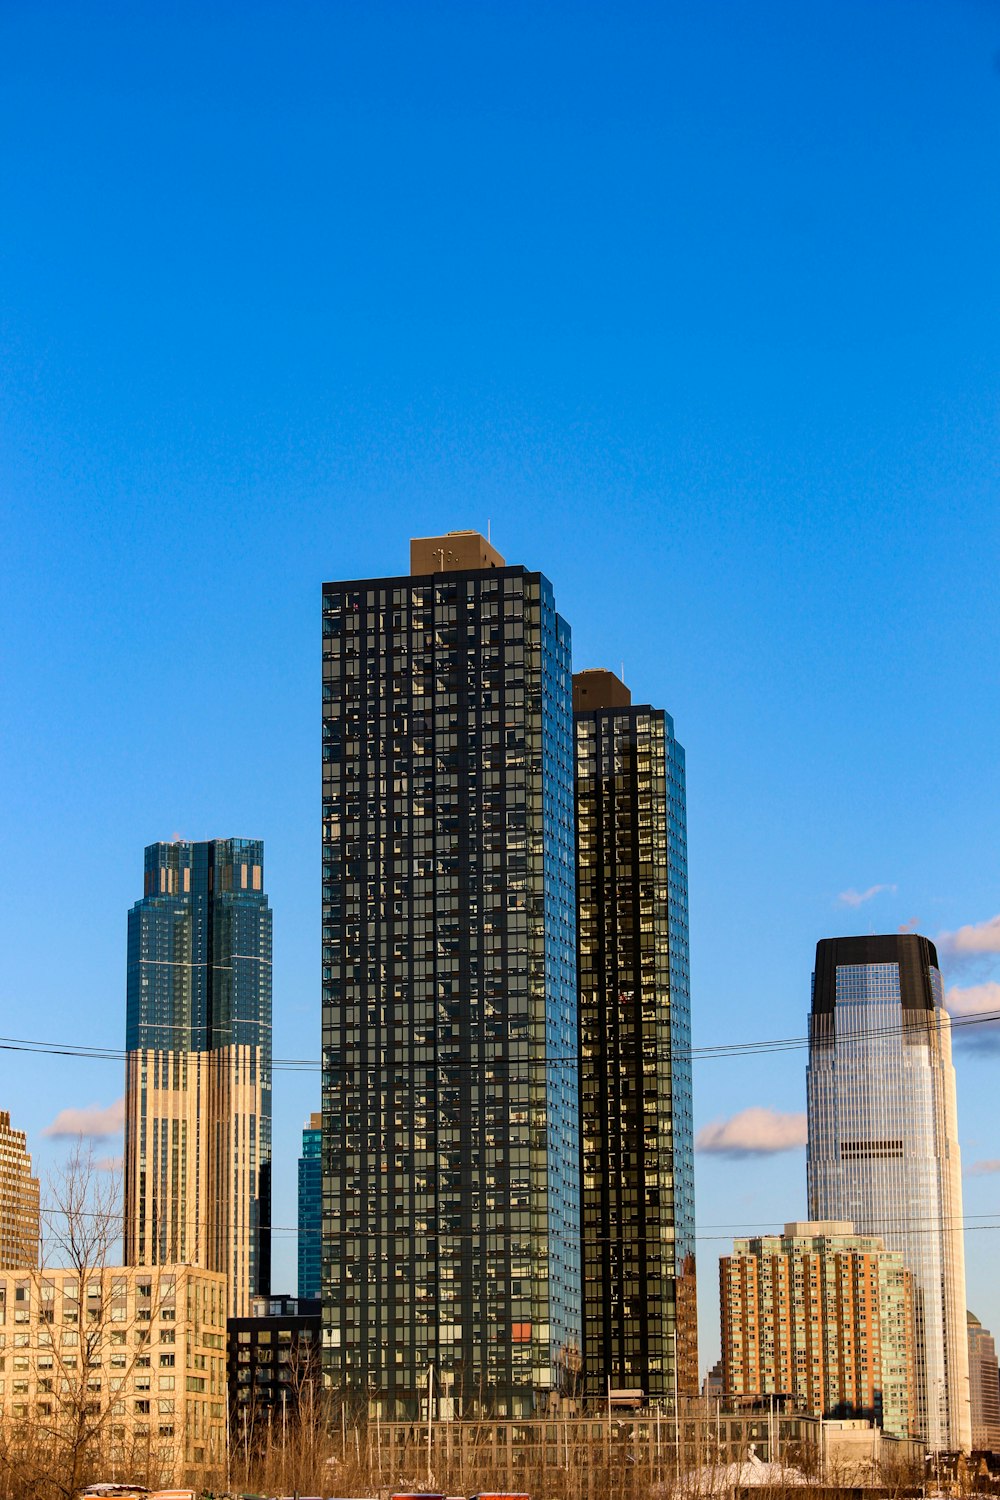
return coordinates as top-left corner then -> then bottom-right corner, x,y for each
124,840 -> 272,1304
807,954 -> 970,1450
320,565 -> 580,1418
298,1118 -> 323,1302
721,1228 -> 916,1439
575,705 -> 696,1401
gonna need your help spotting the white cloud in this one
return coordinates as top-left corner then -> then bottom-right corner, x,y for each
43,1098 -> 125,1141
696,1108 -> 808,1157
837,883 -> 897,909
966,1159 -> 1000,1178
95,1154 -> 124,1174
938,913 -> 1000,958
945,983 -> 1000,1051
945,981 -> 1000,1018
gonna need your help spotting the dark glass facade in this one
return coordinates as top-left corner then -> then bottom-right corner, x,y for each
573,675 -> 696,1402
298,1114 -> 323,1301
321,544 -> 580,1417
125,838 -> 272,1296
228,1294 -> 322,1439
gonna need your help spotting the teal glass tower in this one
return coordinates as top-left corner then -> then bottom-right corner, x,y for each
125,838 -> 272,1297
321,531 -> 580,1418
298,1113 -> 323,1301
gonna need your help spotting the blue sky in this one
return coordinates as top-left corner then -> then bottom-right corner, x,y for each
3,0 -> 999,1372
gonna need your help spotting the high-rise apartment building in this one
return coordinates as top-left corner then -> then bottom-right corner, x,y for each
967,1313 -> 1000,1453
573,668 -> 696,1401
298,1113 -> 322,1301
720,1220 -> 916,1440
124,839 -> 272,1315
807,934 -> 971,1451
0,1110 -> 39,1269
321,531 -> 579,1417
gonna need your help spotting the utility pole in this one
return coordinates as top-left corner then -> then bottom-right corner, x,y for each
673,1328 -> 680,1480
427,1363 -> 434,1484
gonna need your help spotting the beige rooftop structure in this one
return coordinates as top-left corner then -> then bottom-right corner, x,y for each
0,1109 -> 39,1270
410,529 -> 505,574
785,1220 -> 854,1237
572,668 -> 632,713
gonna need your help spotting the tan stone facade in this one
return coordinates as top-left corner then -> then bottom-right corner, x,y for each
124,1045 -> 263,1316
968,1311 -> 1000,1453
0,1110 -> 39,1270
0,1262 -> 227,1488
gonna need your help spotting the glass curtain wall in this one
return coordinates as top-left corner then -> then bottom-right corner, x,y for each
807,935 -> 970,1451
321,560 -> 579,1417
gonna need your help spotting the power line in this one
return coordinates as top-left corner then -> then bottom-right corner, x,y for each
3,1005 -> 997,1074
41,1200 -> 1000,1248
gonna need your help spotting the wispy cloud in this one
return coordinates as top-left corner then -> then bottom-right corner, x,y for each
837,883 -> 897,909
937,913 -> 1000,959
696,1108 -> 808,1157
966,1159 -> 1000,1178
43,1098 -> 125,1141
95,1154 -> 124,1174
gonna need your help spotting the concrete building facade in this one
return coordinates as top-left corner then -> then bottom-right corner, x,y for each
124,1045 -> 262,1315
720,1220 -> 917,1440
0,1110 -> 39,1270
0,1262 -> 227,1488
968,1312 -> 1000,1453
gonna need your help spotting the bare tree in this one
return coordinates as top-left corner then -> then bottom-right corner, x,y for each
0,1142 -> 170,1500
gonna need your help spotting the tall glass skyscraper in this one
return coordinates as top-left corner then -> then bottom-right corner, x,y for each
807,934 -> 970,1451
321,530 -> 579,1417
124,839 -> 272,1313
573,669 -> 696,1402
298,1112 -> 323,1301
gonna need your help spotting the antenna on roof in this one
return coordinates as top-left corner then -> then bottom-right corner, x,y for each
487,519 -> 491,543
620,660 -> 625,684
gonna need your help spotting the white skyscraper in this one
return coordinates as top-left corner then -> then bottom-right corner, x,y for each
807,934 -> 970,1452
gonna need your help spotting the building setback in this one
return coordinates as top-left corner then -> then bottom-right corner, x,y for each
124,839 -> 272,1315
967,1312 -> 1000,1453
321,531 -> 580,1418
807,934 -> 971,1451
573,668 -> 696,1401
720,1220 -> 916,1440
298,1114 -> 322,1301
0,1110 -> 39,1270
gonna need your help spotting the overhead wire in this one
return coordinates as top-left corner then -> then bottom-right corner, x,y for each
1,1005 -> 997,1075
